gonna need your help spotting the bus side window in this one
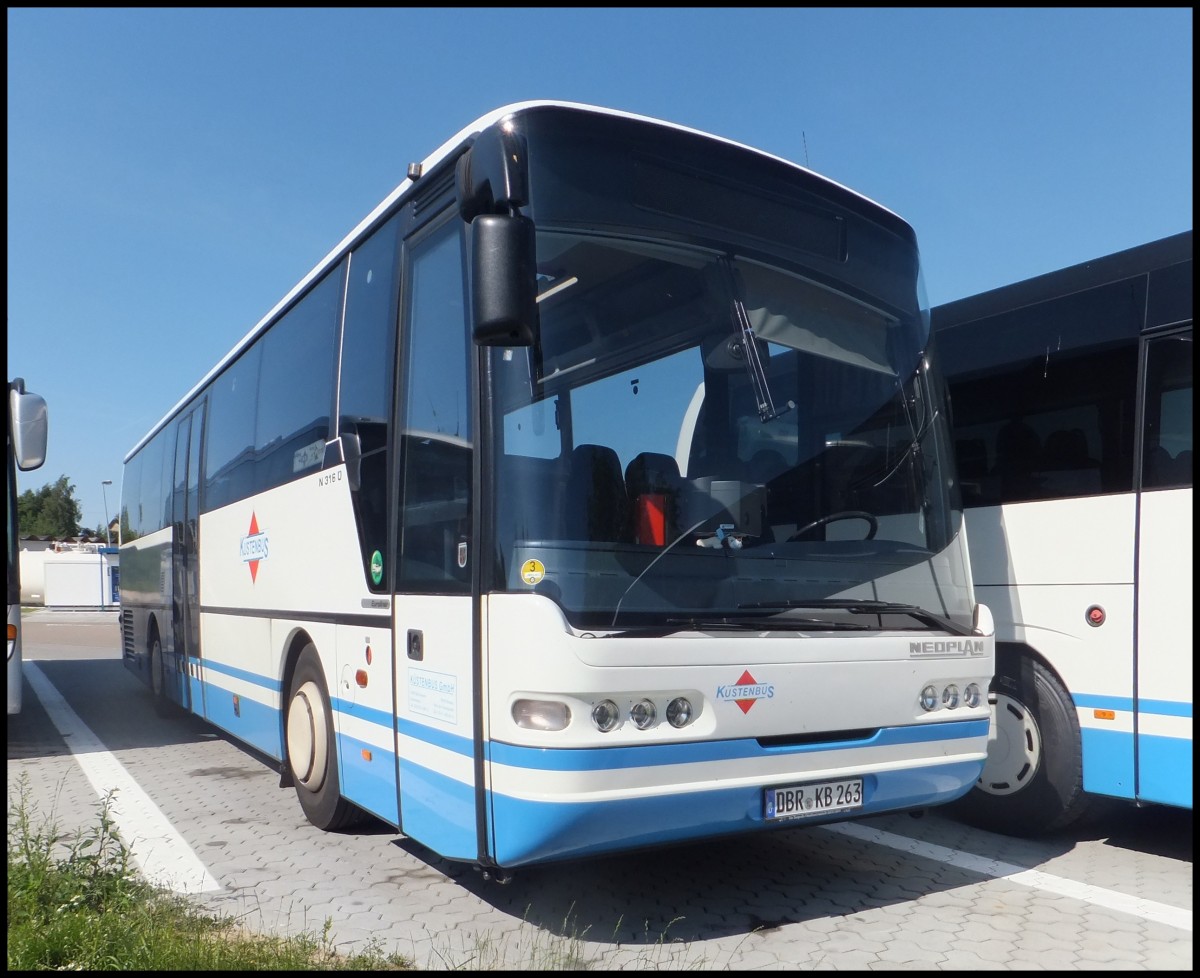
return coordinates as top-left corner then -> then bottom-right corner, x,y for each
1142,330 -> 1193,490
339,214 -> 400,589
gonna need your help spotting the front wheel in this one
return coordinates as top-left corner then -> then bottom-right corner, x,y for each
285,645 -> 362,831
949,655 -> 1092,835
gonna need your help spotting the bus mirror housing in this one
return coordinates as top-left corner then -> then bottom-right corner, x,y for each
456,124 -> 529,221
469,213 -> 537,347
457,124 -> 537,346
9,379 -> 48,471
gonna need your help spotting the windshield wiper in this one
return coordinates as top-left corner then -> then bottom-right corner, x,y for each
737,599 -> 974,636
719,257 -> 793,424
666,616 -> 873,632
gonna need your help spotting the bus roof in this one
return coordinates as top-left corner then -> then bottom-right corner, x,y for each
126,100 -> 901,462
932,230 -> 1193,331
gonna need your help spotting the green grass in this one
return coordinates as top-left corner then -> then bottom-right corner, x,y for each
7,774 -> 725,970
6,776 -> 411,970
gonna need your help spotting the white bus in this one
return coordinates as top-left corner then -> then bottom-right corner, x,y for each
120,101 -> 994,874
7,378 -> 49,715
933,231 -> 1192,835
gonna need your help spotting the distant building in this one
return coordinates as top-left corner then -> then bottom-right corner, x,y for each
18,537 -> 119,607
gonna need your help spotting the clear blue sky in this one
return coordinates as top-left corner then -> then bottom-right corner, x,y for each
7,7 -> 1193,533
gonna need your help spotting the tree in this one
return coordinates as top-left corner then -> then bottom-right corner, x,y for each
17,475 -> 83,538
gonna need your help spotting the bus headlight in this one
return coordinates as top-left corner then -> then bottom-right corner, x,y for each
512,699 -> 571,731
591,699 -> 621,733
920,685 -> 939,711
942,684 -> 961,709
666,696 -> 695,728
630,698 -> 657,730
964,683 -> 982,709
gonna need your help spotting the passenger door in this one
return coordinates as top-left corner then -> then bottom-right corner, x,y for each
392,208 -> 481,860
1135,327 -> 1192,808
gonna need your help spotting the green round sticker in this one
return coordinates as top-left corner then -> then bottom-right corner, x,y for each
370,550 -> 383,585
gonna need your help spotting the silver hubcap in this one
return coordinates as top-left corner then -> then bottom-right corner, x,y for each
286,681 -> 328,791
977,691 -> 1042,796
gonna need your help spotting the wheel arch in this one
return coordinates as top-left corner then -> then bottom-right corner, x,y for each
995,640 -> 1077,710
278,626 -> 321,779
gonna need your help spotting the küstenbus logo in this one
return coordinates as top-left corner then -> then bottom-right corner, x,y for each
715,670 -> 774,714
241,513 -> 268,582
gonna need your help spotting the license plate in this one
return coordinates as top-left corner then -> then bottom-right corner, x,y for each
764,778 -> 864,820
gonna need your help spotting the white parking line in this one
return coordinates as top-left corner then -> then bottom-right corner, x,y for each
825,821 -> 1192,932
24,663 -> 222,895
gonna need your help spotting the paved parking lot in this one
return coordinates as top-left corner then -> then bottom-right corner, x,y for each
8,609 -> 1193,970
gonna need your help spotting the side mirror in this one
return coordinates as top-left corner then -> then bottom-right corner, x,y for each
456,124 -> 529,222
9,379 -> 48,470
470,214 -> 536,346
456,122 -> 537,347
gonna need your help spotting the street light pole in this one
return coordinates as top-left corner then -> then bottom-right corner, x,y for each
101,480 -> 113,547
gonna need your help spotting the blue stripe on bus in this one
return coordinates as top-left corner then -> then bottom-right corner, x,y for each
196,657 -> 282,692
486,718 -> 989,772
1073,693 -> 1132,712
201,681 -> 283,763
337,730 -> 400,826
488,759 -> 984,867
1074,692 -> 1193,719
1081,725 -> 1195,810
1138,734 -> 1194,809
397,757 -> 478,861
1081,727 -> 1134,800
1136,699 -> 1193,719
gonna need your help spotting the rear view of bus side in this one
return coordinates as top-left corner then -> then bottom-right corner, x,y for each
119,102 -> 995,875
933,231 -> 1192,834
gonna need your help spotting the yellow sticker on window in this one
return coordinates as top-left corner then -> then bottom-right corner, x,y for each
520,558 -> 545,585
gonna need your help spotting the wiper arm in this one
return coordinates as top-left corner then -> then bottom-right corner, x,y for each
719,257 -> 793,424
665,616 -> 873,632
737,599 -> 974,636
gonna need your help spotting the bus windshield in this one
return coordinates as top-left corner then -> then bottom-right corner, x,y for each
490,231 -> 967,630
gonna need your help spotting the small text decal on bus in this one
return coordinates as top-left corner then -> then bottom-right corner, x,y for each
715,670 -> 774,714
241,513 -> 269,583
908,639 -> 987,657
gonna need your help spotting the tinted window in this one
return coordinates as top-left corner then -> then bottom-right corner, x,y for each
132,433 -> 169,536
940,280 -> 1142,506
397,220 -> 471,591
120,454 -> 142,541
339,216 -> 399,588
204,344 -> 261,512
1142,330 -> 1193,489
255,262 -> 343,493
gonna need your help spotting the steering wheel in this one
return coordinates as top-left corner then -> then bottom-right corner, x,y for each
788,510 -> 878,542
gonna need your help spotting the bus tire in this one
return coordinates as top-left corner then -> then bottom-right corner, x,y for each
285,645 -> 361,831
950,654 -> 1091,835
148,631 -> 175,718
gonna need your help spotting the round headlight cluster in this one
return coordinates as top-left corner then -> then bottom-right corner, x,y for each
920,682 -> 984,713
589,695 -> 698,732
592,699 -> 621,732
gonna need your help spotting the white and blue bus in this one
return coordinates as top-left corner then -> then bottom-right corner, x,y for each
120,101 -> 994,874
7,378 -> 49,715
933,231 -> 1192,835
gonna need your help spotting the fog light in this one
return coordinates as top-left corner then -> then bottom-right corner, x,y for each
512,699 -> 571,731
920,685 -> 939,711
942,684 -> 961,709
964,683 -> 982,709
630,698 -> 656,730
592,699 -> 621,733
666,696 -> 695,728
